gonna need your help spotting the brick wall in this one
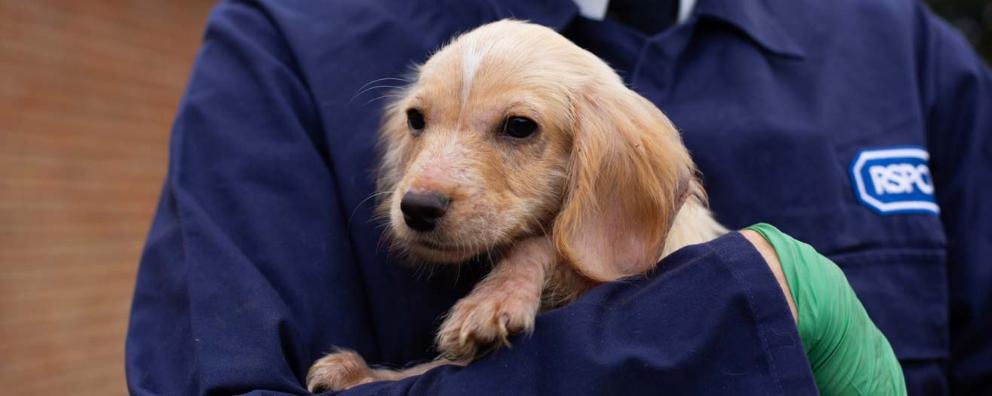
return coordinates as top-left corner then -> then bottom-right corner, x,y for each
0,1 -> 214,393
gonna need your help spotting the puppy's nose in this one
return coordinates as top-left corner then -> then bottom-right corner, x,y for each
400,191 -> 450,232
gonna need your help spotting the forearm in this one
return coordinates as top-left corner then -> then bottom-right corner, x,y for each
741,229 -> 798,322
332,233 -> 816,395
746,224 -> 906,396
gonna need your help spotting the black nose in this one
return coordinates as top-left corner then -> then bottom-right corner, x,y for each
400,191 -> 450,232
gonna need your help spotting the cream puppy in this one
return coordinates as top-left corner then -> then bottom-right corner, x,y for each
307,20 -> 727,392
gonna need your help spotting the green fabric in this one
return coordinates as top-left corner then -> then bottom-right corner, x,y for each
746,223 -> 907,396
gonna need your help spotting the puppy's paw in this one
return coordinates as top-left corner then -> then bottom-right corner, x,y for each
307,349 -> 377,393
436,289 -> 538,361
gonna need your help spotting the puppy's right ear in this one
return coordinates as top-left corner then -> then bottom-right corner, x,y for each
552,84 -> 696,282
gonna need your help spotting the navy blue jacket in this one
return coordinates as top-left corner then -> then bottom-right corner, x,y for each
126,0 -> 992,394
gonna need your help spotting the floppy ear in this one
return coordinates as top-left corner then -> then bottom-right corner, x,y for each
552,84 -> 696,282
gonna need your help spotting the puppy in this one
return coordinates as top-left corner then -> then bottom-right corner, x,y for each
307,20 -> 727,392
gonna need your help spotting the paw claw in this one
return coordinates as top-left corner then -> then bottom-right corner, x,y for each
436,291 -> 538,361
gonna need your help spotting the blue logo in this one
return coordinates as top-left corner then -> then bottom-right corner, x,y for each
849,147 -> 939,215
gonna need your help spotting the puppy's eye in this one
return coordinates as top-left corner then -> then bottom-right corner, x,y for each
407,109 -> 426,132
501,116 -> 538,139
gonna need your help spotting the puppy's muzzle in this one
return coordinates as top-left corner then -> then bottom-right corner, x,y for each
400,191 -> 450,232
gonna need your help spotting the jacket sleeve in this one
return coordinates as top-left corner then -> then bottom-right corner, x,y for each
327,233 -> 817,396
124,1 -> 380,394
917,5 -> 992,394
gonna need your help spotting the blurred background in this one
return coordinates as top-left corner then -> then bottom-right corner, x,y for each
0,0 -> 988,394
930,0 -> 992,61
0,1 -> 214,394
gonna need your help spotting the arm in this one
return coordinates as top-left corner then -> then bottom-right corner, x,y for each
916,5 -> 992,393
310,233 -> 812,395
125,2 -> 377,394
741,230 -> 799,322
747,224 -> 906,396
327,233 -> 817,395
320,228 -> 895,396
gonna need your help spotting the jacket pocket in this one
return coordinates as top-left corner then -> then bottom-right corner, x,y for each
830,248 -> 948,360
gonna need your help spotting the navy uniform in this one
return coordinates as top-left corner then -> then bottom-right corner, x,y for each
125,0 -> 991,394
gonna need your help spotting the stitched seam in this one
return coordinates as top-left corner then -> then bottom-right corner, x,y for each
709,239 -> 788,396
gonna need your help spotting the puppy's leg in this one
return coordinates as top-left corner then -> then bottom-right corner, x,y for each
307,237 -> 553,391
436,236 -> 554,361
307,349 -> 463,392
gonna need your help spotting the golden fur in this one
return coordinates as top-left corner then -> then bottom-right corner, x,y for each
308,20 -> 727,392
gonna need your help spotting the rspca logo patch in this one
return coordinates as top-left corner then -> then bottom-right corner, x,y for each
849,147 -> 938,215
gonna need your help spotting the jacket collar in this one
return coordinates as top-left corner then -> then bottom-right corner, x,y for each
691,0 -> 806,58
491,0 -> 806,59
483,0 -> 579,32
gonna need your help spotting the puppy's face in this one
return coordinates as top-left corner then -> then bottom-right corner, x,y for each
378,22 -> 576,263
378,21 -> 695,279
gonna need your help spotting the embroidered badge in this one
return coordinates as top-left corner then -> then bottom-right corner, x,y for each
849,147 -> 939,215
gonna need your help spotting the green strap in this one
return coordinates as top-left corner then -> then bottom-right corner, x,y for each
746,223 -> 907,396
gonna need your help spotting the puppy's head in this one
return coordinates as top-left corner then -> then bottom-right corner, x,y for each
377,20 -> 697,281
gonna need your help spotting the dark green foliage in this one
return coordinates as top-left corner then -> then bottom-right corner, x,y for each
927,0 -> 992,63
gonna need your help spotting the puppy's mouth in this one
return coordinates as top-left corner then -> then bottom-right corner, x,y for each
413,239 -> 460,252
403,237 -> 480,263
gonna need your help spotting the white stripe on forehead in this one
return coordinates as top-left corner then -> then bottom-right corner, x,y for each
461,38 -> 487,104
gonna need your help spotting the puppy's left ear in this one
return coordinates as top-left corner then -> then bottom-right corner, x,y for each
553,84 -> 695,282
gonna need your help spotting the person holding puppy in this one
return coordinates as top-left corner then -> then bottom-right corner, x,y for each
126,0 -> 990,395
